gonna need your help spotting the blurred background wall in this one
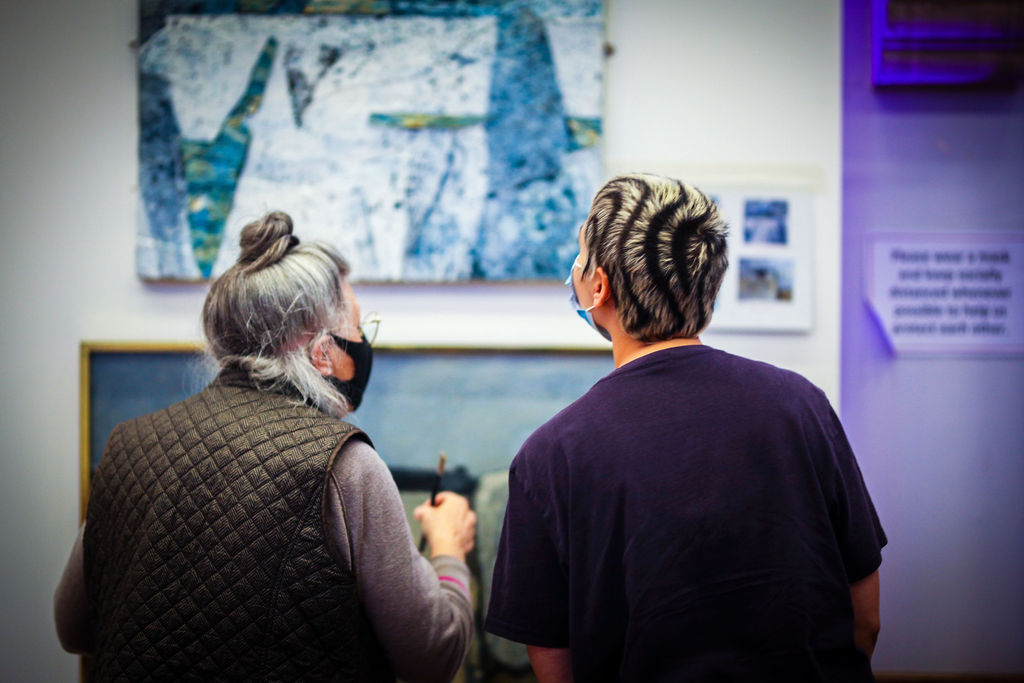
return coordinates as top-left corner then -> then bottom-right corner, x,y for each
842,0 -> 1024,673
0,0 -> 1019,679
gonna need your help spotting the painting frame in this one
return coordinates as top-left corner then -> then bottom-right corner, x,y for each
79,340 -> 207,521
79,339 -> 614,679
136,1 -> 606,284
79,340 -> 614,519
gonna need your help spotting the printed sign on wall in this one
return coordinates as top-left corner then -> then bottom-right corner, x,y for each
866,233 -> 1024,354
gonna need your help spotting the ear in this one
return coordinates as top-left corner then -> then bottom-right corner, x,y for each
590,266 -> 614,309
309,334 -> 334,377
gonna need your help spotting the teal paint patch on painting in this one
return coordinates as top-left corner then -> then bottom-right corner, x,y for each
368,112 -> 489,129
302,0 -> 389,14
180,37 -> 276,277
566,116 -> 601,151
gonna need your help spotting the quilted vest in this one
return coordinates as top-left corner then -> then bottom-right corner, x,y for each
83,370 -> 393,682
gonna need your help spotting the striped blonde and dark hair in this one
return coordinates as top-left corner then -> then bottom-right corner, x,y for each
579,174 -> 729,340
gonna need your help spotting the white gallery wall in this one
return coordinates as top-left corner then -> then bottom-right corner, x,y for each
0,0 -> 840,678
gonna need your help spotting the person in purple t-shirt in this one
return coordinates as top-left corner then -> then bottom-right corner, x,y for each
485,174 -> 886,683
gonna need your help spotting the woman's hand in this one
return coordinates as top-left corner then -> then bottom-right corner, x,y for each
414,491 -> 477,562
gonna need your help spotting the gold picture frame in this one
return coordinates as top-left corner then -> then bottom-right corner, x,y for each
78,340 -> 613,681
79,341 -> 207,521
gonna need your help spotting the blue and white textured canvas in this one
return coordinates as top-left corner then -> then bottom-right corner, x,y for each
137,0 -> 604,282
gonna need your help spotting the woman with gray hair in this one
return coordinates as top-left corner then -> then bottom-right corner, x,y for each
55,211 -> 476,683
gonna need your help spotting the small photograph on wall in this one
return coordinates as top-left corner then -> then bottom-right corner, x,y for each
694,185 -> 813,332
743,199 -> 788,245
738,257 -> 794,301
136,0 -> 605,283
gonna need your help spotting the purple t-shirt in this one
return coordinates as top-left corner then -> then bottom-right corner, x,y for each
485,345 -> 885,682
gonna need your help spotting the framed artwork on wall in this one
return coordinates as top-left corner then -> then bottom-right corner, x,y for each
80,342 -> 612,505
78,341 -> 213,520
80,340 -> 613,680
705,186 -> 815,333
136,1 -> 606,284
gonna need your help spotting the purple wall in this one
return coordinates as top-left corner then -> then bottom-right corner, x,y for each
843,0 -> 1024,673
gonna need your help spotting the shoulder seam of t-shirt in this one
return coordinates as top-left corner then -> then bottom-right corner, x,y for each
509,464 -> 566,565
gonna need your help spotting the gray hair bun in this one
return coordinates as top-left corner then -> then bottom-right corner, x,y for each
237,211 -> 300,271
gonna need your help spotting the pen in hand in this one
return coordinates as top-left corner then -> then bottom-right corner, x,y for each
419,452 -> 446,552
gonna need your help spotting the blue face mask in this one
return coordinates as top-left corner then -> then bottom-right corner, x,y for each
566,256 -> 612,341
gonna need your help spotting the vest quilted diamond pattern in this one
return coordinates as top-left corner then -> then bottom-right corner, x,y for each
84,373 -> 392,682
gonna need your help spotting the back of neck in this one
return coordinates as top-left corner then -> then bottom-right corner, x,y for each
613,336 -> 702,368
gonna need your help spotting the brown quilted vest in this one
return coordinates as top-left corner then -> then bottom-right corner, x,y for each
83,370 -> 393,682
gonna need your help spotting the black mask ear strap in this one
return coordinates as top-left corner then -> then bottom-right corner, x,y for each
326,333 -> 374,411
329,331 -> 354,353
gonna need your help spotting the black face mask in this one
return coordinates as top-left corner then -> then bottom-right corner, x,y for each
328,332 -> 373,411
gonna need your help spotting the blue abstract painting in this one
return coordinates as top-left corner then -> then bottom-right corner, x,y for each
137,0 -> 604,282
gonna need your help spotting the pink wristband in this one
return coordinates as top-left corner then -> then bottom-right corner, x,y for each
438,575 -> 468,593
